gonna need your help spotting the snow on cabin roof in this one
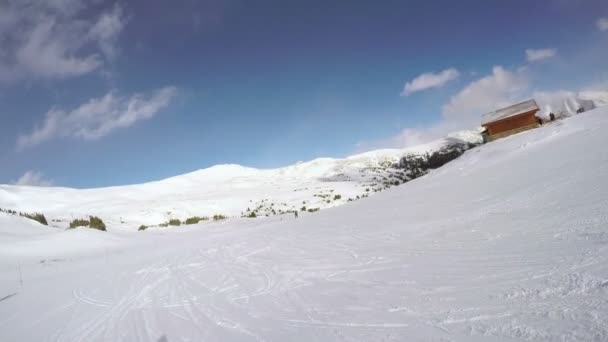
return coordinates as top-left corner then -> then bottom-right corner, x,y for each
481,99 -> 539,125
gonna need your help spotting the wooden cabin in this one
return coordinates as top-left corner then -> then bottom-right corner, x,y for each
481,99 -> 540,141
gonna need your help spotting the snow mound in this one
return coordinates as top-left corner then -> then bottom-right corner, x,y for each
447,129 -> 484,145
536,90 -> 608,118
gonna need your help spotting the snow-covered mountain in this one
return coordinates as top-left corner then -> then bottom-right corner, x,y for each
1,105 -> 607,341
0,91 -> 608,230
0,131 -> 481,230
3,91 -> 606,232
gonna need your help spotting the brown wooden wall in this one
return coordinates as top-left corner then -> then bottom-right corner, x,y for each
483,110 -> 539,136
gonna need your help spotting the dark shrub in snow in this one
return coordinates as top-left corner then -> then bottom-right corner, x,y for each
20,212 -> 48,225
213,214 -> 227,221
1,208 -> 48,226
184,216 -> 208,225
397,139 -> 477,182
426,142 -> 470,169
69,216 -> 106,231
167,219 -> 181,226
69,218 -> 89,229
89,216 -> 106,231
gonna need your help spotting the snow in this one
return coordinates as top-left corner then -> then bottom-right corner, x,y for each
536,90 -> 608,119
447,128 -> 485,145
581,90 -> 608,107
1,107 -> 608,341
0,134 -> 471,230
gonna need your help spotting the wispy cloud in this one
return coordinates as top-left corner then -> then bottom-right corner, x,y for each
442,66 -> 528,119
88,4 -> 125,61
17,86 -> 178,150
400,68 -> 460,96
597,18 -> 608,32
525,48 -> 557,62
13,170 -> 53,187
0,0 -> 125,83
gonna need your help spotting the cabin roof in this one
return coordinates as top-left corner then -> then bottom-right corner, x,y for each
481,99 -> 539,125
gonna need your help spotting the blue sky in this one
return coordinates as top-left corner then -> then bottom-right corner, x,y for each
1,0 -> 607,188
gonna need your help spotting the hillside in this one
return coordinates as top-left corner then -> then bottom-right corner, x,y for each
0,106 -> 607,341
0,132 -> 479,229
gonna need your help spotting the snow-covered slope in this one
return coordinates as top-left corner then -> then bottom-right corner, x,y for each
0,133 -> 479,230
1,106 -> 607,341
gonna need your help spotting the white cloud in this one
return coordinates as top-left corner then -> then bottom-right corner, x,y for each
88,4 -> 125,60
0,1 -> 125,83
13,171 -> 53,187
355,127 -> 446,152
442,66 -> 528,123
525,48 -> 557,62
401,68 -> 460,96
597,18 -> 608,31
358,66 -> 530,150
15,19 -> 102,79
17,86 -> 178,150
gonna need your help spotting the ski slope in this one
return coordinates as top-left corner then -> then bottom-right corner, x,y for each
1,107 -> 608,341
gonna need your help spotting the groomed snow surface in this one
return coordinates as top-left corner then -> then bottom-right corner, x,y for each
1,107 -> 608,341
